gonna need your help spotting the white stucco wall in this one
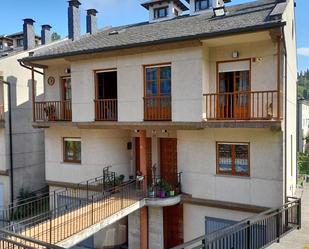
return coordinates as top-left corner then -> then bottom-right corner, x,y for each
0,48 -> 45,203
282,0 -> 297,197
45,127 -> 132,183
178,128 -> 284,208
297,101 -> 309,152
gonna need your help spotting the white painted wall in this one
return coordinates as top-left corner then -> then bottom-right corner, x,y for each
45,127 -> 132,183
0,48 -> 45,204
297,100 -> 309,152
282,0 -> 297,197
178,128 -> 284,208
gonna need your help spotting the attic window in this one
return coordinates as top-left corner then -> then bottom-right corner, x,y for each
109,30 -> 119,35
195,0 -> 210,11
154,6 -> 169,19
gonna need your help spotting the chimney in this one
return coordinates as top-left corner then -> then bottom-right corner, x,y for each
68,0 -> 81,40
86,9 -> 98,34
41,25 -> 52,45
23,18 -> 35,50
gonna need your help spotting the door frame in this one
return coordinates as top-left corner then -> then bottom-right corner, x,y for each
216,59 -> 252,119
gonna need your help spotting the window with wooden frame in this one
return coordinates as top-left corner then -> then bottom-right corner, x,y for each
216,142 -> 250,176
195,0 -> 210,11
154,6 -> 169,19
63,138 -> 81,163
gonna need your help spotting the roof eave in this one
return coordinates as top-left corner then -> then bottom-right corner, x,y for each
21,21 -> 286,64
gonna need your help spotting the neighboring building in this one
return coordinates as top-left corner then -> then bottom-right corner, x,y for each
297,98 -> 309,153
0,19 -> 53,208
20,0 -> 297,248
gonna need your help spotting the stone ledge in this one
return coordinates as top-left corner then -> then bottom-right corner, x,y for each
145,195 -> 181,207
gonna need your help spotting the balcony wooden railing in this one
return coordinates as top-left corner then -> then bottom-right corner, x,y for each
204,90 -> 282,121
144,96 -> 171,121
34,101 -> 72,122
95,99 -> 118,121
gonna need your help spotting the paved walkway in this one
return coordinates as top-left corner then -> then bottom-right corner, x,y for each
268,183 -> 309,249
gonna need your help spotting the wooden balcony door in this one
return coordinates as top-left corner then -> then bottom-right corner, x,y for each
135,137 -> 152,183
61,77 -> 72,120
218,61 -> 250,119
160,138 -> 183,248
144,65 -> 171,121
95,70 -> 118,121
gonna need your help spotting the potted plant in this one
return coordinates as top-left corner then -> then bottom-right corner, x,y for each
158,180 -> 169,198
167,184 -> 175,197
148,185 -> 155,198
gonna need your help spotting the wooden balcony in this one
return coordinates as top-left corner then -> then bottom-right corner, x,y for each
144,96 -> 171,121
34,101 -> 72,122
95,99 -> 118,121
204,90 -> 282,121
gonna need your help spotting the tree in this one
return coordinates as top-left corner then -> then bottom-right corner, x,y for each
51,32 -> 61,41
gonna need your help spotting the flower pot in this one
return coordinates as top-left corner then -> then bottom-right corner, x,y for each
159,190 -> 166,198
148,191 -> 155,198
169,190 -> 175,197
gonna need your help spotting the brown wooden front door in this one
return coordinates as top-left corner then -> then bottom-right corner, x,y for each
135,137 -> 152,183
160,138 -> 177,185
163,204 -> 184,249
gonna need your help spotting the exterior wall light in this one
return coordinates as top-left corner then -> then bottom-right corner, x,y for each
232,51 -> 239,58
213,6 -> 226,17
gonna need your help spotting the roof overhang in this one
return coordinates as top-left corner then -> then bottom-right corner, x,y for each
20,21 -> 286,65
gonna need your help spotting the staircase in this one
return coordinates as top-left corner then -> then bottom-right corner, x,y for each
0,167 -> 147,249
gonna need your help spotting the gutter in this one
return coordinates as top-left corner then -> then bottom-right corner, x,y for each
0,79 -> 13,203
20,22 -> 286,64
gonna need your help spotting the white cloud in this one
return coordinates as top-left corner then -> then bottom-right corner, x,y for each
298,48 -> 309,56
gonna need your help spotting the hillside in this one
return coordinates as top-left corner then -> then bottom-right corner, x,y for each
298,69 -> 309,99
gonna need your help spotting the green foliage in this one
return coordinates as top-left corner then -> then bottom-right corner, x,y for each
51,32 -> 61,41
298,69 -> 309,99
297,152 -> 309,175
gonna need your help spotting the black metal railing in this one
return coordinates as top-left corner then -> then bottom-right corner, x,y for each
171,197 -> 301,249
0,167 -> 147,247
147,173 -> 182,198
0,229 -> 64,249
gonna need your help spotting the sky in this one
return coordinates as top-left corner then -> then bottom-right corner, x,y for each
0,0 -> 308,71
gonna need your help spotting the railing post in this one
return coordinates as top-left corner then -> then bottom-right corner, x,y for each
246,220 -> 251,249
86,181 -> 89,200
276,209 -> 281,242
297,199 -> 302,229
91,195 -> 94,225
49,210 -> 52,244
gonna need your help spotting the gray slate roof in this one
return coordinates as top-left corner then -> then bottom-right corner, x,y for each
22,0 -> 287,63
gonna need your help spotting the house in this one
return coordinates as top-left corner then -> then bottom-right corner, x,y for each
297,98 -> 309,153
19,0 -> 297,248
0,20 -> 53,209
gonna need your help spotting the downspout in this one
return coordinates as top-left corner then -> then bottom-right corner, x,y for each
0,79 -> 13,203
282,27 -> 288,203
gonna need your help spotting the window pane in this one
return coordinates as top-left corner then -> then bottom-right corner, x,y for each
160,66 -> 171,79
235,145 -> 249,174
146,68 -> 157,81
160,79 -> 171,95
218,144 -> 232,172
65,141 -> 74,161
146,81 -> 158,96
75,141 -> 81,161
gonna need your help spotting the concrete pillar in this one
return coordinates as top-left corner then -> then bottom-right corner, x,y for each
139,130 -> 148,249
148,207 -> 164,249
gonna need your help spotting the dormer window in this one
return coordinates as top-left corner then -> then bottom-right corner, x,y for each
154,6 -> 169,19
195,0 -> 210,11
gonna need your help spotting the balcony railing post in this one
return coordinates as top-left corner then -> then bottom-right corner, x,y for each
276,209 -> 281,242
246,220 -> 251,249
297,199 -> 302,229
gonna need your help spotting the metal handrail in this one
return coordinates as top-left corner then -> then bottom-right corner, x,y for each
171,197 -> 301,249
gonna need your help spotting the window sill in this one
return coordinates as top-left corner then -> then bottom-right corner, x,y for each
215,174 -> 251,179
61,162 -> 82,166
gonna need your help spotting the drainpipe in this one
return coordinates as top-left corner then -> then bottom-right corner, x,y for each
0,79 -> 13,203
282,27 -> 288,203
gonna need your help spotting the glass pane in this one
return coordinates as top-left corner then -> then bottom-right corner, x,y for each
200,0 -> 209,9
146,81 -> 158,96
218,144 -> 232,172
75,141 -> 81,161
235,145 -> 249,174
235,71 -> 249,92
65,141 -> 74,161
160,79 -> 171,96
146,68 -> 157,81
160,66 -> 171,79
64,78 -> 72,100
